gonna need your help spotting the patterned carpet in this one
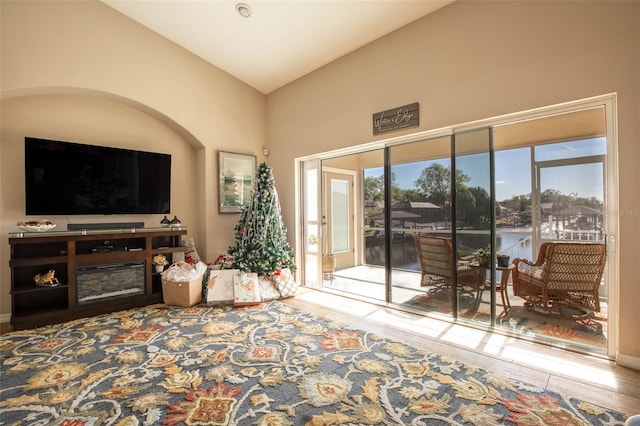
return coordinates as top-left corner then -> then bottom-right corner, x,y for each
0,301 -> 627,425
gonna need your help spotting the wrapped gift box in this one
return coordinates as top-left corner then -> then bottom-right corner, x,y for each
206,269 -> 237,305
233,272 -> 262,307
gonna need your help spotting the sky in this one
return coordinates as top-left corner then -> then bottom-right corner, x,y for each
366,138 -> 605,202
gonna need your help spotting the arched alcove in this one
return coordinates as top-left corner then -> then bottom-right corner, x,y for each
1,86 -> 203,149
0,88 -> 207,316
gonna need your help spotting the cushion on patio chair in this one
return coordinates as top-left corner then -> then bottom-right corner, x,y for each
512,242 -> 606,313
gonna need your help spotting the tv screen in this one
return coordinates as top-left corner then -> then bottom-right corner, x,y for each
25,137 -> 171,215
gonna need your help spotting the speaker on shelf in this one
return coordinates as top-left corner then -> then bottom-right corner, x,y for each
67,222 -> 145,230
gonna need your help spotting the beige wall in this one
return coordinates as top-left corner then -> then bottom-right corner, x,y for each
1,94 -> 198,231
267,1 -> 640,364
1,1 -> 266,316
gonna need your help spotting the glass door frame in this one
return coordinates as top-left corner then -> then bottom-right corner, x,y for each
296,94 -> 618,358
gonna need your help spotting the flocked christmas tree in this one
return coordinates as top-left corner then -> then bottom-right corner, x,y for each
228,162 -> 295,276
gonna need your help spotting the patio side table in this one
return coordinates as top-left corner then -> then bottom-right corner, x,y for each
471,263 -> 515,315
496,264 -> 515,314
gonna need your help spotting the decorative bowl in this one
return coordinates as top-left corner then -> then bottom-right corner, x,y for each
17,220 -> 56,232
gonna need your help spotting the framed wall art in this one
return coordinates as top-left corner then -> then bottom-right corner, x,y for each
218,151 -> 256,213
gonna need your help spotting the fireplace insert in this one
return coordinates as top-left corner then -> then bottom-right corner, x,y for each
76,261 -> 145,304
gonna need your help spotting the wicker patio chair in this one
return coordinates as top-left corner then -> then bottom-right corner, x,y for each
512,242 -> 606,313
413,235 -> 484,310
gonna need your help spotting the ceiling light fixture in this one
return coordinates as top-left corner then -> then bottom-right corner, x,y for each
236,3 -> 252,18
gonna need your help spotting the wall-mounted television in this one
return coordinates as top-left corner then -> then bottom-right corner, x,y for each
25,137 -> 171,215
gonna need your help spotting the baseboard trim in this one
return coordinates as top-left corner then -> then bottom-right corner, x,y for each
616,352 -> 640,370
0,313 -> 11,323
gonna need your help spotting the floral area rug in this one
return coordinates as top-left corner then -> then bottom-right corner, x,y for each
497,305 -> 607,350
0,301 -> 626,425
403,290 -> 607,352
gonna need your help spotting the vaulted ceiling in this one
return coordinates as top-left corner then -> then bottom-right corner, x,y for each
101,1 -> 454,94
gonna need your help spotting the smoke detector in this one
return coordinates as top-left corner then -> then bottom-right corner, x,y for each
236,3 -> 252,18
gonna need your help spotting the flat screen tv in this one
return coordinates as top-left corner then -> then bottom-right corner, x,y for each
25,137 -> 171,215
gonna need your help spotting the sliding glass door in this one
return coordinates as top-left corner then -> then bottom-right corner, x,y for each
385,129 -> 495,324
387,136 -> 452,313
298,100 -> 616,357
453,128 -> 493,324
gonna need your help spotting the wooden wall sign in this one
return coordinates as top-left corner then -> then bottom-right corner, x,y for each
373,102 -> 419,135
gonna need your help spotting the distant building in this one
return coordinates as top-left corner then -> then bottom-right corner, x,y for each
391,201 -> 442,225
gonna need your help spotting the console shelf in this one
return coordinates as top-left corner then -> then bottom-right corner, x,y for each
8,227 -> 188,330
